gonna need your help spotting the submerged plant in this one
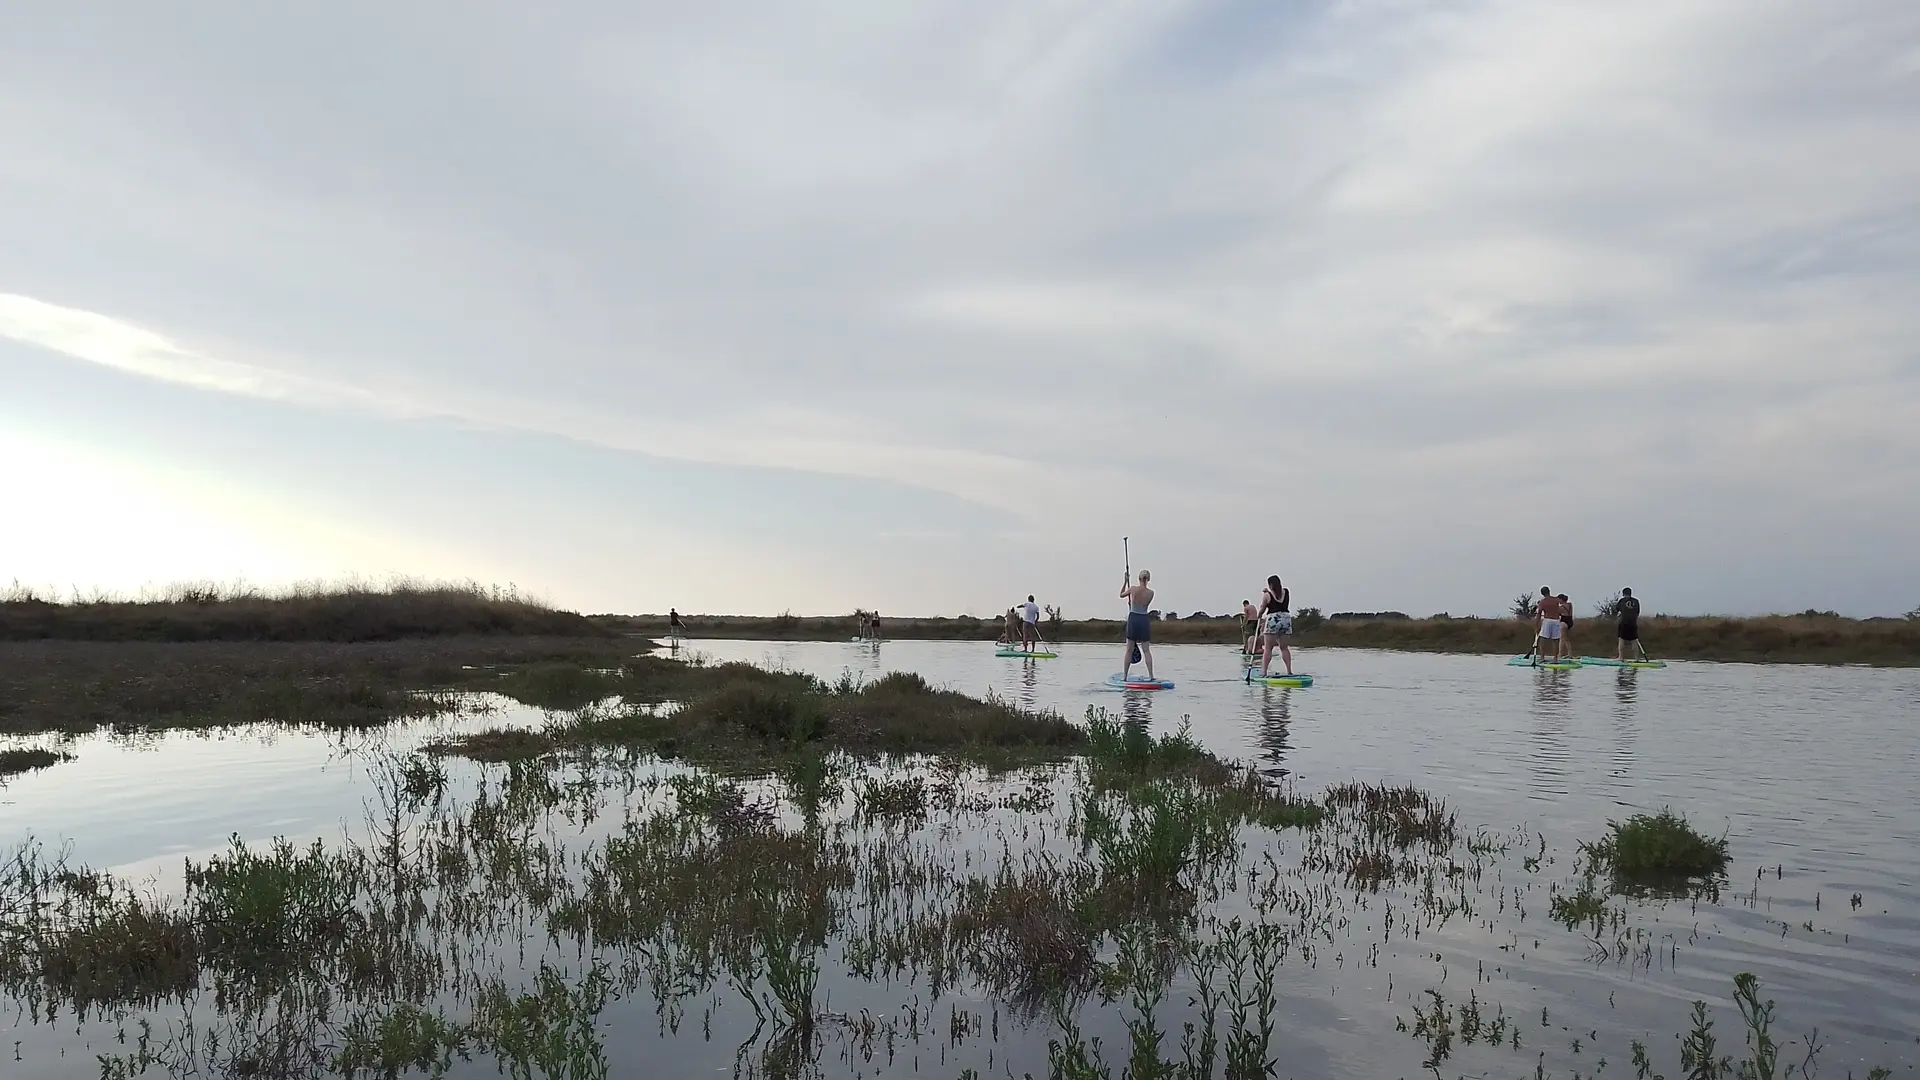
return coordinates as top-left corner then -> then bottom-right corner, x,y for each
1581,810 -> 1730,893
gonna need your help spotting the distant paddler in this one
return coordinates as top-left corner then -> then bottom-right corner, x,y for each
1119,570 -> 1156,683
1558,593 -> 1575,655
1021,594 -> 1042,653
668,607 -> 687,643
1241,599 -> 1259,655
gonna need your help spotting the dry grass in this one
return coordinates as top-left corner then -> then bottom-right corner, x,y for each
0,638 -> 634,735
1,580 -> 603,643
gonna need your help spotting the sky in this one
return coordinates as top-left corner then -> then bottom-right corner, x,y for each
2,0 -> 1918,619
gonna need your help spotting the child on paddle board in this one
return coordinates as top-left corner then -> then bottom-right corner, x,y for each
1120,571 -> 1155,682
1256,576 -> 1294,677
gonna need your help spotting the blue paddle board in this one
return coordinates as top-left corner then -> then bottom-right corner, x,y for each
1109,673 -> 1173,690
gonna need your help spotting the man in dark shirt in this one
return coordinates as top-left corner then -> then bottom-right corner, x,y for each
1615,588 -> 1646,660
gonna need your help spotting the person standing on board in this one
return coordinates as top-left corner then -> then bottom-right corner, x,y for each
1615,587 -> 1646,660
1534,586 -> 1564,664
668,608 -> 687,638
1557,593 -> 1574,655
869,610 -> 881,640
1256,575 -> 1295,677
1120,570 -> 1156,682
1241,599 -> 1260,655
1021,595 -> 1041,652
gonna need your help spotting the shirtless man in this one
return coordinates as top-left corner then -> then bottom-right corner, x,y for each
1534,586 -> 1565,664
1120,570 -> 1156,681
1241,599 -> 1260,655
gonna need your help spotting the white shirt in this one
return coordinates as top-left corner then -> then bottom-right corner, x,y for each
1022,601 -> 1039,624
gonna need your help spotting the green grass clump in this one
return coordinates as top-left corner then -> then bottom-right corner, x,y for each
1581,809 -> 1729,888
186,836 -> 361,981
424,729 -> 556,763
0,747 -> 72,778
333,1003 -> 471,1079
37,888 -> 199,1011
1082,708 -> 1225,784
493,663 -> 625,711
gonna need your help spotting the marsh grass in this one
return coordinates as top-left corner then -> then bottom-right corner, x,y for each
187,836 -> 363,981
1581,809 -> 1730,894
37,884 -> 199,1014
0,638 -> 635,735
0,746 -> 73,778
1,579 -> 597,643
333,1003 -> 471,1079
431,665 -> 1084,770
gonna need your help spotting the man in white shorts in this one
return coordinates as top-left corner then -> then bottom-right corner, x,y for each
1534,585 -> 1565,664
1021,595 -> 1041,652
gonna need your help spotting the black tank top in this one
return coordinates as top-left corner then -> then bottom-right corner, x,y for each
1262,588 -> 1289,615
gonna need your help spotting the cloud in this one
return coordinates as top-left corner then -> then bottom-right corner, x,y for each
2,0 -> 1918,614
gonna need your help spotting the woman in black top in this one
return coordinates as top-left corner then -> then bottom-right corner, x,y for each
1255,575 -> 1294,678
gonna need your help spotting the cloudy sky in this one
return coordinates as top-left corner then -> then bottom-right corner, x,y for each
3,0 -> 1917,619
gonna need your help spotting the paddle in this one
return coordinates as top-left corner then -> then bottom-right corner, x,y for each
1123,537 -> 1141,665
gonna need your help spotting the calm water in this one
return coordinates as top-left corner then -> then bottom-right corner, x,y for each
2,641 -> 1916,1078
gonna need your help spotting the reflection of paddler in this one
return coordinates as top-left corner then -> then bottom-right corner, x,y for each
1120,570 -> 1156,682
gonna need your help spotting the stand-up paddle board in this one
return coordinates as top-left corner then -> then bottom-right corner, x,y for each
1246,672 -> 1314,687
1578,657 -> 1666,668
1509,655 -> 1580,669
996,647 -> 1059,658
1109,673 -> 1174,690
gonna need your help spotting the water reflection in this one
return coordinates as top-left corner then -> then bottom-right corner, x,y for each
1611,669 -> 1640,782
1119,689 -> 1156,728
1528,669 -> 1574,799
1016,657 -> 1040,712
1251,686 -> 1294,770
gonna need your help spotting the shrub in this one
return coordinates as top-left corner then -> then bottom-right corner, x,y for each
1580,809 -> 1729,891
1511,594 -> 1538,619
1294,607 -> 1325,632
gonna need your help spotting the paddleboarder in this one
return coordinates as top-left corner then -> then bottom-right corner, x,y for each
1557,593 -> 1574,654
1255,575 -> 1295,678
1241,599 -> 1260,655
1120,570 -> 1156,682
1534,587 -> 1565,664
1021,595 -> 1041,652
1615,587 -> 1647,661
668,608 -> 687,638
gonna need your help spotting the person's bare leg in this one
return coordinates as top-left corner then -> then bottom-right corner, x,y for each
1142,642 -> 1154,680
1280,640 -> 1293,676
1260,636 -> 1274,677
1617,636 -> 1626,661
1120,641 -> 1133,680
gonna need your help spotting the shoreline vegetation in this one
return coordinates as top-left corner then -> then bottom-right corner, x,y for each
601,610 -> 1920,666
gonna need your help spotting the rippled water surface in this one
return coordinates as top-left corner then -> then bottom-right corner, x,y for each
2,640 -> 1916,1079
